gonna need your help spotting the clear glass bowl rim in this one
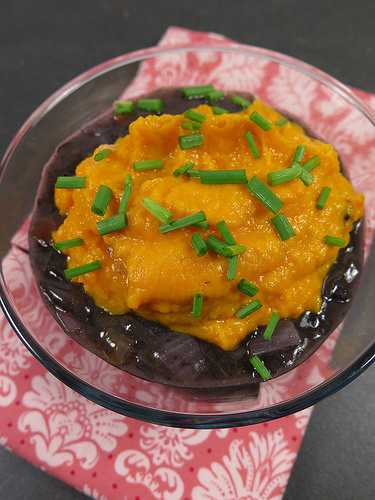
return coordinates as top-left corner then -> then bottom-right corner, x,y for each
1,43 -> 374,428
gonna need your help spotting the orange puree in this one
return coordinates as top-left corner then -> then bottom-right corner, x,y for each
53,99 -> 364,350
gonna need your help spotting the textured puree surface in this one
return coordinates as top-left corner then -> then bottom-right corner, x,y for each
53,99 -> 363,350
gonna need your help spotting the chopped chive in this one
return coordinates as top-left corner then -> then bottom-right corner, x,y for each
195,220 -> 209,230
237,278 -> 259,297
133,159 -> 164,171
230,95 -> 251,108
317,186 -> 332,209
54,238 -> 84,251
247,176 -> 283,213
207,90 -> 224,102
142,197 -> 173,224
227,256 -> 238,281
303,156 -> 320,172
249,355 -> 271,381
179,134 -> 204,149
263,312 -> 280,341
137,98 -> 163,113
192,233 -> 208,256
55,176 -> 86,189
118,175 -> 132,214
205,235 -> 233,257
94,149 -> 111,162
192,169 -> 247,184
64,260 -> 101,280
271,213 -> 295,241
192,293 -> 203,318
173,162 -> 195,177
212,106 -> 229,115
293,145 -> 305,163
206,236 -> 246,257
245,131 -> 260,159
275,117 -> 288,127
160,211 -> 206,233
236,299 -> 262,319
250,111 -> 272,131
181,84 -> 215,99
299,169 -> 314,186
216,220 -> 236,245
181,120 -> 201,131
184,109 -> 207,123
267,164 -> 302,186
97,213 -> 127,236
114,100 -> 134,115
324,235 -> 346,247
91,185 -> 112,216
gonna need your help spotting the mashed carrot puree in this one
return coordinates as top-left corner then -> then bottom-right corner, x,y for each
53,99 -> 364,350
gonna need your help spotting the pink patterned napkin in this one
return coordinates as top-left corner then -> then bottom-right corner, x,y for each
0,27 -> 374,500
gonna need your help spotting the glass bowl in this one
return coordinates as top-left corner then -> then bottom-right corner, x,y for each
0,45 -> 374,428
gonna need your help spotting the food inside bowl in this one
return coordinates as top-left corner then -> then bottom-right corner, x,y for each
29,86 -> 364,387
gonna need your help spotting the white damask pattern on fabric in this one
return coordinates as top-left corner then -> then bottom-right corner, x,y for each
18,373 -> 127,469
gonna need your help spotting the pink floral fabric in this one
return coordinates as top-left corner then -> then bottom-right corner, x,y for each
0,27 -> 374,500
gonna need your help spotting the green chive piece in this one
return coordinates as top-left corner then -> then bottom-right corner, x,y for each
181,120 -> 201,131
317,187 -> 332,209
247,176 -> 283,213
97,213 -> 127,236
293,145 -> 305,163
184,109 -> 207,123
299,169 -> 314,186
236,299 -> 262,319
271,213 -> 296,241
324,235 -> 346,247
137,98 -> 163,113
249,355 -> 271,381
55,176 -> 86,189
212,105 -> 229,115
118,175 -> 132,214
192,233 -> 208,256
216,220 -> 236,245
94,149 -> 111,162
64,260 -> 101,280
263,312 -> 280,341
250,111 -> 272,131
181,85 -> 215,99
206,236 -> 246,257
227,256 -> 238,281
142,197 -> 172,224
54,238 -> 84,251
91,185 -> 112,216
267,164 -> 302,186
237,278 -> 259,297
173,162 -> 195,177
133,159 -> 164,171
195,220 -> 209,230
275,117 -> 288,127
245,131 -> 260,159
179,134 -> 204,149
192,169 -> 247,184
192,293 -> 203,318
230,95 -> 251,108
114,100 -> 134,115
160,211 -> 206,233
207,90 -> 224,102
303,156 -> 320,172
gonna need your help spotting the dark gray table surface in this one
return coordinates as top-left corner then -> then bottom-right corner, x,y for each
1,1 -> 374,499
